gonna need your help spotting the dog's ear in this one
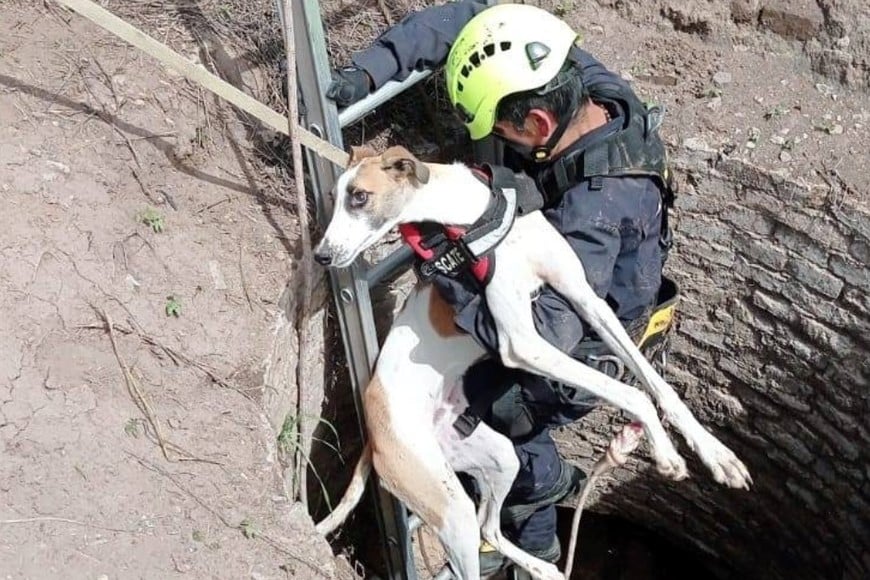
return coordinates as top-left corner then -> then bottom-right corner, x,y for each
382,145 -> 430,186
348,145 -> 377,167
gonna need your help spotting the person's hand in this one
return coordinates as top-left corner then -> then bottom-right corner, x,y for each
326,66 -> 372,107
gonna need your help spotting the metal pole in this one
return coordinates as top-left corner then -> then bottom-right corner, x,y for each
277,1 -> 416,578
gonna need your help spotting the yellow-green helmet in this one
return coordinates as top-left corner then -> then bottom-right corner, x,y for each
445,4 -> 579,140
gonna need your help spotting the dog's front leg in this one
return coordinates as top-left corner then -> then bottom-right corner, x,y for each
484,278 -> 688,480
532,230 -> 752,489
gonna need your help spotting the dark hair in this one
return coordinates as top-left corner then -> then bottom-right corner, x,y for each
495,66 -> 588,131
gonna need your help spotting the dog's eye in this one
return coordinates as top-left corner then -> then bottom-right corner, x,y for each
349,189 -> 368,208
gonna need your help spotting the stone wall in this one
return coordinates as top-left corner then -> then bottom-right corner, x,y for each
558,148 -> 869,579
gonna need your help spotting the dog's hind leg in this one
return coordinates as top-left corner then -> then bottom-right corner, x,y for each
447,424 -> 564,580
365,377 -> 481,579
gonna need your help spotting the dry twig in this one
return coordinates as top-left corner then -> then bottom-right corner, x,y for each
98,307 -> 173,460
93,308 -> 224,466
0,516 -> 138,534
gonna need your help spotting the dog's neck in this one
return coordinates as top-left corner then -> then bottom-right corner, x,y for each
399,163 -> 492,227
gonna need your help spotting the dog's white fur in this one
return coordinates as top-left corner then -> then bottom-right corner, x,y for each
314,146 -> 751,580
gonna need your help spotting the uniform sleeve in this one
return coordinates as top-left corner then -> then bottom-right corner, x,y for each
527,185 -> 623,352
351,1 -> 489,90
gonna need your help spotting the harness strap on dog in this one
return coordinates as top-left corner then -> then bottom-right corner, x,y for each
400,165 -> 542,286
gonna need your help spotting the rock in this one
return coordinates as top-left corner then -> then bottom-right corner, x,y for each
209,260 -> 228,290
770,135 -> 786,145
780,150 -> 793,162
835,36 -> 851,49
707,96 -> 723,110
731,0 -> 760,23
815,82 -> 836,96
830,124 -> 844,135
759,0 -> 824,41
683,137 -> 713,152
713,71 -> 733,87
45,160 -> 70,175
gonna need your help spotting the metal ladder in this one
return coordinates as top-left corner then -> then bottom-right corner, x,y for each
278,2 -> 505,579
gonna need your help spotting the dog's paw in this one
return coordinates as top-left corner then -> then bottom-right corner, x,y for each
527,561 -> 564,580
697,438 -> 753,490
653,448 -> 688,481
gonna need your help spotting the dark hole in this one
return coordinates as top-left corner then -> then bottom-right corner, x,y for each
461,65 -> 470,78
483,43 -> 495,57
469,53 -> 481,67
500,41 -> 511,51
555,508 -> 726,579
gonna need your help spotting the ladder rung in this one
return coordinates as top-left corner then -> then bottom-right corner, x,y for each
367,246 -> 415,287
407,513 -> 423,533
339,69 -> 433,128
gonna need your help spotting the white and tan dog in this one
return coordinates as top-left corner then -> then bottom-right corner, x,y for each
313,146 -> 751,580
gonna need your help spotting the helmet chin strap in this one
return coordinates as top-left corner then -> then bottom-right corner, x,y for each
530,109 -> 575,162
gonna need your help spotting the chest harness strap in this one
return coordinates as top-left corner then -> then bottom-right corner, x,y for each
400,164 -> 540,286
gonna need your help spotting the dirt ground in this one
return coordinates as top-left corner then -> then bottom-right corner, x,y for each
1,0 -> 867,579
0,2 -> 340,579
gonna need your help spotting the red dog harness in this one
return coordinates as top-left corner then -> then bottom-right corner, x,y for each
399,165 -> 529,286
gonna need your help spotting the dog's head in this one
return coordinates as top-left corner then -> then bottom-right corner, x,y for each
314,145 -> 430,268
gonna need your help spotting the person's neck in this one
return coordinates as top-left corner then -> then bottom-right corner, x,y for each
549,101 -> 610,158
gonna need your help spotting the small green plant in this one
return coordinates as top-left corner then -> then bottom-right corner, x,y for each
629,62 -> 648,77
124,418 -> 139,437
553,0 -> 575,17
764,105 -> 790,120
277,413 -> 345,511
277,414 -> 297,456
139,207 -> 164,233
701,86 -> 723,99
165,295 -> 181,317
239,518 -> 257,539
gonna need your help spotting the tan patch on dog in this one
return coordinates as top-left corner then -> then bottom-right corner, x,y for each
429,286 -> 461,338
364,376 -> 448,529
349,158 -> 410,226
348,145 -> 377,166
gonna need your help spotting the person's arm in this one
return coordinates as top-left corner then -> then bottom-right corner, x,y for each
352,1 -> 488,90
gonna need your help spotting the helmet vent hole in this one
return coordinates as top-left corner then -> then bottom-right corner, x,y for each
457,81 -> 464,92
525,41 -> 551,70
483,43 -> 495,57
461,65 -> 471,78
469,53 -> 481,68
500,41 -> 511,52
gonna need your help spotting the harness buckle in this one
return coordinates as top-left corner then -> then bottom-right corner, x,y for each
453,412 -> 481,438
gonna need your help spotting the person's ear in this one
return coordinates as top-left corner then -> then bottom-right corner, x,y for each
526,109 -> 558,143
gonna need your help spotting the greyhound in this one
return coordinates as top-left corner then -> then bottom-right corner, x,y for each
312,145 -> 751,580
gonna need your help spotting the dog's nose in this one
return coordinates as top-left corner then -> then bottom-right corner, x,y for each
314,252 -> 332,266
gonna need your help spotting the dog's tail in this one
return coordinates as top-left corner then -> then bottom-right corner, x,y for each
315,442 -> 373,536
